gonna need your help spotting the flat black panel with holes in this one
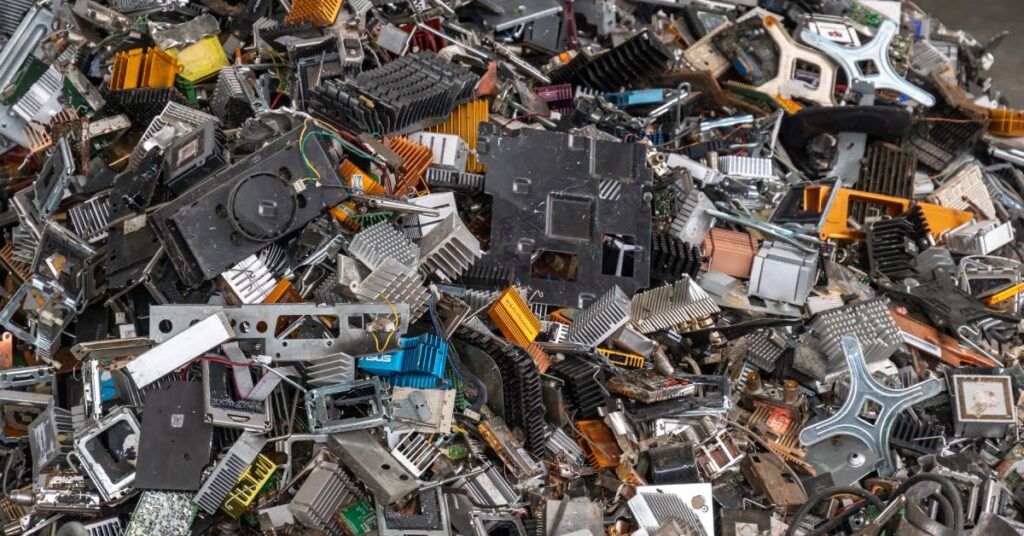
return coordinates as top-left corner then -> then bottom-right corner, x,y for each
148,126 -> 346,286
479,123 -> 653,307
135,382 -> 213,490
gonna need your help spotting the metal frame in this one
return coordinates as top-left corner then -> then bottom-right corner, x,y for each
800,19 -> 935,106
798,335 -> 942,476
73,407 -> 141,502
149,303 -> 411,360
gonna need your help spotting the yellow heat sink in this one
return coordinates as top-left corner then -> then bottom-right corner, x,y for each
329,203 -> 362,231
385,136 -> 432,195
340,159 -> 386,195
0,243 -> 30,282
111,49 -> 143,90
488,287 -> 541,348
597,348 -> 644,368
989,108 -> 1024,137
284,0 -> 343,27
111,48 -> 179,90
221,454 -> 276,518
428,100 -> 488,173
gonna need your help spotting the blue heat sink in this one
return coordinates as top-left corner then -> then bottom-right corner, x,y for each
358,334 -> 449,380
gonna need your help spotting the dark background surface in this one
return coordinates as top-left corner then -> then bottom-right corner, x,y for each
916,0 -> 1024,104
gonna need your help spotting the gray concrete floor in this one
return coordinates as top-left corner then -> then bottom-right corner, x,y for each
916,0 -> 1024,104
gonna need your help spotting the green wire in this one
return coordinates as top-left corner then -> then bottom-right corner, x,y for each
302,130 -> 385,164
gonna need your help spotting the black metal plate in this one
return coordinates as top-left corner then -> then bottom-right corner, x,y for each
135,381 -> 214,490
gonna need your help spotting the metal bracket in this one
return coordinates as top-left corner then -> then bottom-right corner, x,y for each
149,303 -> 410,360
800,19 -> 935,107
758,16 -> 837,106
798,335 -> 942,476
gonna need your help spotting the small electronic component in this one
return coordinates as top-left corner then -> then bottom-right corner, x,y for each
950,373 -> 1016,438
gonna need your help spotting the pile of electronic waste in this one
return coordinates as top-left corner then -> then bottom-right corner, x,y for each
3,0 -> 1024,534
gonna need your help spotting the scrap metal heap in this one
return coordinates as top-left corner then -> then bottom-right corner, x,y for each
5,0 -> 1024,534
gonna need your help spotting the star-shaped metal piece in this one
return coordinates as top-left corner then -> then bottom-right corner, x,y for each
800,19 -> 936,107
799,335 -> 942,476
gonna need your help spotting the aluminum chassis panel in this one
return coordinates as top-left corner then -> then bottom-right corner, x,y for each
148,303 -> 411,360
328,429 -> 420,504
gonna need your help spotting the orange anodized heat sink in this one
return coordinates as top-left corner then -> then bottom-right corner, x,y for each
284,0 -> 343,27
488,287 -> 541,348
428,100 -> 488,172
340,160 -> 386,195
989,108 -> 1024,137
385,136 -> 432,195
525,343 -> 552,374
111,48 -> 179,90
577,420 -> 621,469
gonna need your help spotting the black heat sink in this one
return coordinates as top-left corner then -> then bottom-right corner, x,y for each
106,87 -> 188,128
890,413 -> 946,455
550,355 -> 607,420
852,141 -> 916,222
309,51 -> 478,135
866,216 -> 920,280
455,327 -> 547,454
650,233 -> 702,284
908,104 -> 986,172
550,30 -> 672,92
456,261 -> 515,291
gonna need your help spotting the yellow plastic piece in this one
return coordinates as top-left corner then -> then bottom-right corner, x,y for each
167,36 -> 229,82
488,287 -> 541,348
984,283 -> 1024,306
221,454 -> 276,519
803,185 -> 973,241
597,348 -> 645,368
284,0 -> 343,26
428,100 -> 489,173
989,108 -> 1024,137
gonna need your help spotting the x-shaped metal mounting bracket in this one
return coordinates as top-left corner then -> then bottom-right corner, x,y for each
799,335 -> 942,476
800,19 -> 936,107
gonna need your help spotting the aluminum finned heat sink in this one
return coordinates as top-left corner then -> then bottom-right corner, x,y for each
629,276 -> 720,334
418,213 -> 481,282
348,222 -> 420,272
289,460 -> 357,534
351,258 -> 429,321
567,285 -> 631,348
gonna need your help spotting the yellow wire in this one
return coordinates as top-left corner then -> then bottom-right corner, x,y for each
298,120 -> 322,182
370,295 -> 401,352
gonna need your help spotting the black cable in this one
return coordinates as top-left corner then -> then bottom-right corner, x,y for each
785,486 -> 886,536
930,491 -> 955,527
894,472 -> 965,533
804,498 -> 873,536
